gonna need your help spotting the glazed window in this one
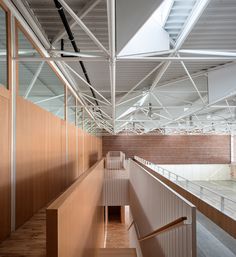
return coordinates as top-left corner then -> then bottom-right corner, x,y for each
18,29 -> 65,119
0,6 -> 7,88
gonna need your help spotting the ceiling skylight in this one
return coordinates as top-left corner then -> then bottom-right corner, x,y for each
152,0 -> 173,27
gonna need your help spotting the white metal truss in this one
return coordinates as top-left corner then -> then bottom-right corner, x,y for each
52,0 -> 102,45
58,0 -> 109,56
8,0 -> 236,135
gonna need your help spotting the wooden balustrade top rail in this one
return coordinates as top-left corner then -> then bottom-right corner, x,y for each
46,158 -> 105,257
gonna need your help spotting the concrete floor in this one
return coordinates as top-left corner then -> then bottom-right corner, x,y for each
197,211 -> 236,257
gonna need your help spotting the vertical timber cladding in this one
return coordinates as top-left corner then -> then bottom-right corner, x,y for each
0,1 -> 12,241
15,97 -> 103,228
102,135 -> 231,164
0,92 -> 11,241
14,27 -> 103,229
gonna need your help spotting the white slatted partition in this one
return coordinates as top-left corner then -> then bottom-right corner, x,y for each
105,151 -> 126,170
103,168 -> 129,206
129,159 -> 196,257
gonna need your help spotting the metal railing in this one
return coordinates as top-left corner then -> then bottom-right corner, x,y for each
134,156 -> 236,220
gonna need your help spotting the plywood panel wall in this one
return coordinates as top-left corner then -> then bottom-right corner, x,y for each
67,123 -> 78,185
16,97 -> 67,227
103,135 -> 230,164
78,128 -> 84,175
15,96 -> 102,228
0,92 -> 11,241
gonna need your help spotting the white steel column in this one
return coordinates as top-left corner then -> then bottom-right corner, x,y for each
231,134 -> 235,164
10,12 -> 16,232
107,0 -> 116,133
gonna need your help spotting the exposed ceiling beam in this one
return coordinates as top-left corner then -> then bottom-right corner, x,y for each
14,57 -> 106,62
117,62 -> 162,104
24,62 -> 44,99
64,63 -> 111,105
58,0 -> 109,56
52,0 -> 101,45
178,56 -> 205,104
179,49 -> 236,57
117,57 -> 236,61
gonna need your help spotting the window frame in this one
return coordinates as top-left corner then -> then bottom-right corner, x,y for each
0,1 -> 11,95
15,21 -> 71,121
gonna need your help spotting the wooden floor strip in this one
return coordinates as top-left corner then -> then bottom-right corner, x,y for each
0,209 -> 46,257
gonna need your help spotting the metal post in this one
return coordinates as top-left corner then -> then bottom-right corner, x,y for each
200,186 -> 203,199
220,196 -> 225,212
10,12 -> 16,232
186,180 -> 189,189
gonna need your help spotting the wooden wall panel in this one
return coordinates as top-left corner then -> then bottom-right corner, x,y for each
47,159 -> 105,257
15,96 -> 102,228
16,97 -> 67,227
103,135 -> 230,164
0,93 -> 11,241
83,132 -> 89,171
78,128 -> 84,175
67,123 -> 78,185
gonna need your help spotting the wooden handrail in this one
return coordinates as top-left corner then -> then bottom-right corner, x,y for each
128,220 -> 134,231
138,217 -> 187,242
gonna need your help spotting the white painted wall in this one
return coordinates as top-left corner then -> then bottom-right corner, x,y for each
159,164 -> 231,181
129,160 -> 196,257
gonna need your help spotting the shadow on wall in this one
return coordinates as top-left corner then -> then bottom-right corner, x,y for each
0,173 -> 11,241
89,152 -> 99,167
15,159 -> 78,228
66,161 -> 79,185
129,184 -> 165,257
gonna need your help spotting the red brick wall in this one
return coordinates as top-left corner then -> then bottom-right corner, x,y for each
102,135 -> 231,164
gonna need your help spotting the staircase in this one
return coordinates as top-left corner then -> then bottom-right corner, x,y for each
96,248 -> 137,257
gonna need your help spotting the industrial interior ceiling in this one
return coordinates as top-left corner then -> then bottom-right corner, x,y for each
12,0 -> 236,135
